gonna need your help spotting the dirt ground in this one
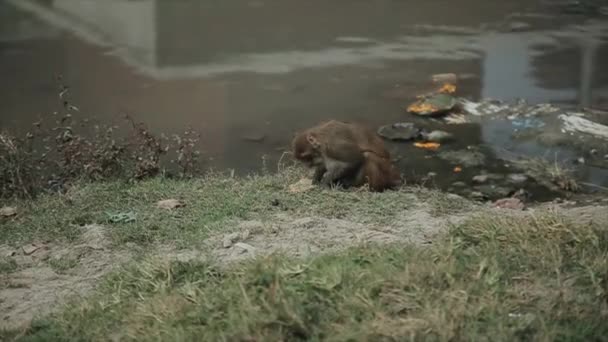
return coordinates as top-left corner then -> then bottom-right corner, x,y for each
1,201 -> 607,330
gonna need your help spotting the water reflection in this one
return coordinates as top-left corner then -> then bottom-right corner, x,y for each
1,0 -> 607,189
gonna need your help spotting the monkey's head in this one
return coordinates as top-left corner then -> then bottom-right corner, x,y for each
292,132 -> 323,167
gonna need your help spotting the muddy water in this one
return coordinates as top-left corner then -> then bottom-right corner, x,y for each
1,0 -> 608,199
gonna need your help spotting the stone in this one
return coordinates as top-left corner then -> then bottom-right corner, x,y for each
452,181 -> 467,188
475,185 -> 512,199
234,242 -> 256,255
156,199 -> 185,210
438,149 -> 486,167
22,244 -> 41,255
470,191 -> 486,201
509,21 -> 531,32
0,206 -> 17,217
494,198 -> 525,210
288,178 -> 315,193
222,233 -> 240,248
507,174 -> 528,184
472,175 -> 489,184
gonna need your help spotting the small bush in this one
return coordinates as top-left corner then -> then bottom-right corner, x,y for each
0,80 -> 204,199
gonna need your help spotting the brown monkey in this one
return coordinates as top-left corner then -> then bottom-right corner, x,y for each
291,120 -> 401,192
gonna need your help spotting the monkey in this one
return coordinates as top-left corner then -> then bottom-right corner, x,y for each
291,120 -> 401,192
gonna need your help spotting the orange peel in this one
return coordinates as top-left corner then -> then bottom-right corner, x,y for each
413,142 -> 440,150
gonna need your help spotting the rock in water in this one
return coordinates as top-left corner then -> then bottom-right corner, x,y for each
377,122 -> 421,141
507,174 -> 528,184
472,175 -> 489,184
438,149 -> 486,167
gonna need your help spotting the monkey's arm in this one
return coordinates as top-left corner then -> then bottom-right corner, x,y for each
312,165 -> 326,184
320,141 -> 364,186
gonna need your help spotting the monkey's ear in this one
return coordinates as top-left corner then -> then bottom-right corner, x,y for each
306,134 -> 320,149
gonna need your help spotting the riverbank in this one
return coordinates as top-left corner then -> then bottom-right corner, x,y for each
0,168 -> 606,340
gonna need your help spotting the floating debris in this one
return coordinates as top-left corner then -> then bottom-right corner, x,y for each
460,98 -> 509,116
431,73 -> 458,85
408,93 -> 457,117
444,113 -> 468,125
438,83 -> 456,94
559,114 -> 608,139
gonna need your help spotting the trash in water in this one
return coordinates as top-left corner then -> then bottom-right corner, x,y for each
407,93 -> 457,117
444,113 -> 468,124
420,130 -> 454,143
460,98 -> 509,116
431,73 -> 458,85
413,142 -> 441,150
511,118 -> 545,129
453,166 -> 463,173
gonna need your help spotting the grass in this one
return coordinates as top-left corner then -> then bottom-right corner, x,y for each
2,210 -> 606,341
0,257 -> 18,274
48,256 -> 80,274
0,167 -> 433,248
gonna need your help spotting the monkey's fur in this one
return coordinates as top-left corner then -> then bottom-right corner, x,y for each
292,120 -> 401,192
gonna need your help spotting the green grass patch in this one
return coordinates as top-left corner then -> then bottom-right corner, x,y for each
0,168 -> 425,248
5,211 -> 606,341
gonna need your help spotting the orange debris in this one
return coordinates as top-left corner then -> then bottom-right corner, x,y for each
438,83 -> 456,94
408,102 -> 438,114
